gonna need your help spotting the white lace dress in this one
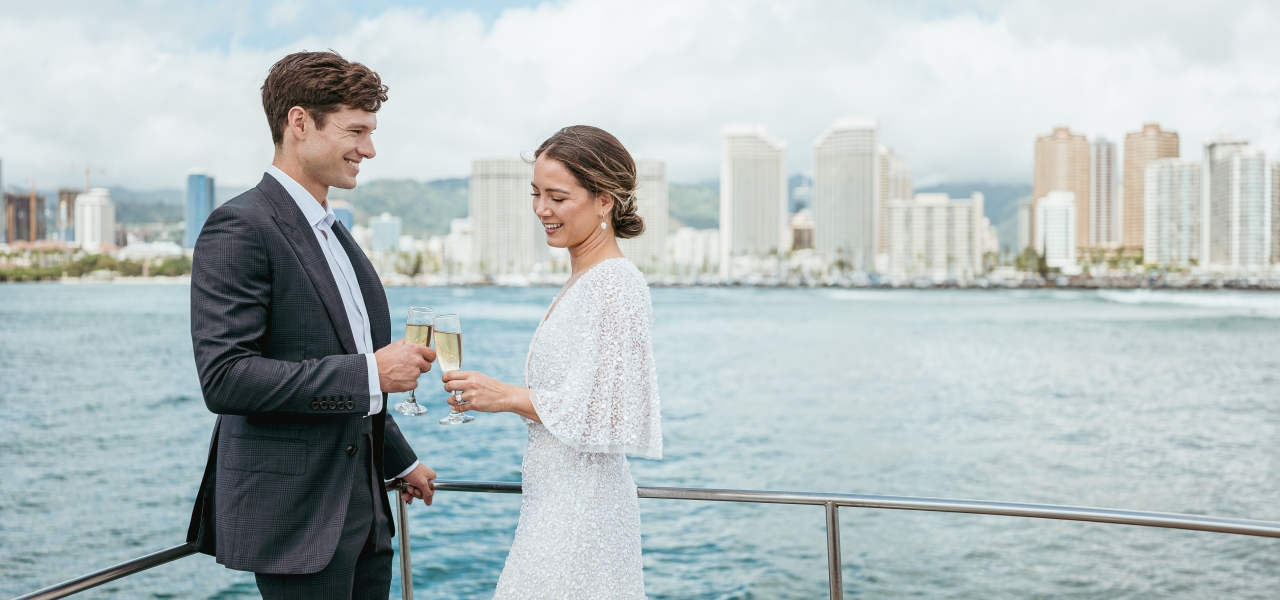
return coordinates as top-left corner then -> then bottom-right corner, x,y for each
493,258 -> 663,599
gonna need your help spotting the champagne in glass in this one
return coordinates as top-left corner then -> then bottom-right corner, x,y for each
393,306 -> 434,416
436,314 -> 473,425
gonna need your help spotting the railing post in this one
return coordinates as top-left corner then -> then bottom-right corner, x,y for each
393,483 -> 414,600
825,501 -> 843,600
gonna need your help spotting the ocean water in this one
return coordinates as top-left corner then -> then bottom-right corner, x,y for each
2,284 -> 1279,599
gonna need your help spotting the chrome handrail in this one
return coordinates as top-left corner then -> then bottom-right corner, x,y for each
14,480 -> 1280,600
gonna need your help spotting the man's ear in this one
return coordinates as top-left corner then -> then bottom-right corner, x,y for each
285,106 -> 310,143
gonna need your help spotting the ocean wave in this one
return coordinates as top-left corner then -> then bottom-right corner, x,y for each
1096,289 -> 1280,317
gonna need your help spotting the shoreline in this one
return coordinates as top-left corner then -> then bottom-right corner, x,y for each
2,275 -> 1279,292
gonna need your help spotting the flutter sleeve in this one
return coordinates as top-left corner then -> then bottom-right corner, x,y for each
529,265 -> 663,459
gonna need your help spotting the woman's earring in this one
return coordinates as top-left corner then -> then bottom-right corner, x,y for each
600,216 -> 607,230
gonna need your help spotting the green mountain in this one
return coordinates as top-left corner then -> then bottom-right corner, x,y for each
336,178 -> 468,237
915,182 -> 1031,251
669,181 -> 718,230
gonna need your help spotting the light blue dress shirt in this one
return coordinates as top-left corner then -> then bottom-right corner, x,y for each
267,166 -> 419,479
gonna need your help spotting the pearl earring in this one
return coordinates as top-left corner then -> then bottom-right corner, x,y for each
600,217 -> 607,230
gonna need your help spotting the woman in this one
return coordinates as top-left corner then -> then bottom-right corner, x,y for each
442,125 -> 663,599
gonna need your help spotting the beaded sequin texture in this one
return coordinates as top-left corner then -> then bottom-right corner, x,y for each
493,258 -> 662,599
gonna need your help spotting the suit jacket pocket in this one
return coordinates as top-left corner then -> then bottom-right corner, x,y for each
224,435 -> 308,476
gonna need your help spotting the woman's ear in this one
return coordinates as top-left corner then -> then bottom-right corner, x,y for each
595,191 -> 614,217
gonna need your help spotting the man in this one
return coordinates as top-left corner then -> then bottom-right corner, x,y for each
187,51 -> 437,599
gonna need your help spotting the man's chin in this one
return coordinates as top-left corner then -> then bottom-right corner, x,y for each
329,175 -> 358,190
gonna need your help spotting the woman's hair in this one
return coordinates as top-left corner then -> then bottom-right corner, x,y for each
533,126 -> 645,239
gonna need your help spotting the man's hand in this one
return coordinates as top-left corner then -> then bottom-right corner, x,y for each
400,463 -> 437,505
376,340 -> 436,393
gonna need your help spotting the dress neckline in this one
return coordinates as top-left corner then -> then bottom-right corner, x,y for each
525,257 -> 629,381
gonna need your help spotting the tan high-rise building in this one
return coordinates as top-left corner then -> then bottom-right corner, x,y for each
1123,123 -> 1179,250
1033,127 -> 1090,251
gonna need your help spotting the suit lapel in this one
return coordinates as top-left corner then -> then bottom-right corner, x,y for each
259,175 -> 361,355
332,221 -> 391,351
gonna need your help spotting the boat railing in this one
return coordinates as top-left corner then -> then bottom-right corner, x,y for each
13,479 -> 1280,600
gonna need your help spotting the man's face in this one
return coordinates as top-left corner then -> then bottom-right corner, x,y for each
296,107 -> 377,191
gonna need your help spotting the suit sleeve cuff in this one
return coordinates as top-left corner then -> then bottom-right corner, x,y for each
395,460 -> 420,480
365,353 -> 381,415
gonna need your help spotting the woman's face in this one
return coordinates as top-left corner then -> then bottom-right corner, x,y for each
531,154 -> 612,249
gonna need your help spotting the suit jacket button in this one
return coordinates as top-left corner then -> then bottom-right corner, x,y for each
310,400 -> 320,410
347,400 -> 355,410
346,444 -> 357,456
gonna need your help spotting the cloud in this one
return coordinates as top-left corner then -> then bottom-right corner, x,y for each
1,0 -> 1278,191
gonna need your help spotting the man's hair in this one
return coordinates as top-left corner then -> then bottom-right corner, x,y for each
261,51 -> 388,147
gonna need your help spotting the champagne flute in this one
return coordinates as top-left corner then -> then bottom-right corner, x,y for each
393,306 -> 434,416
435,314 -> 473,425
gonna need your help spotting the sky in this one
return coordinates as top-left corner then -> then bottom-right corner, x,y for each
1,0 -> 1278,191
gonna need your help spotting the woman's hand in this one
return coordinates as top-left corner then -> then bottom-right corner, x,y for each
442,371 -> 515,413
441,371 -> 541,422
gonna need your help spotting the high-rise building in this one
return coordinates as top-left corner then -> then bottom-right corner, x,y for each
813,117 -> 878,272
74,188 -> 115,252
1033,127 -> 1090,251
720,124 -> 787,278
879,144 -> 912,259
0,158 -> 5,242
4,190 -> 47,244
1035,191 -> 1078,273
1016,197 -> 1034,252
57,188 -> 79,242
886,192 -> 988,282
1089,138 -> 1120,247
369,212 -> 402,253
185,172 -> 215,248
791,185 -> 813,213
329,200 -> 355,231
617,160 -> 668,273
1143,159 -> 1201,268
790,209 -> 814,250
1273,162 -> 1280,265
668,227 -> 720,276
1204,136 -> 1271,270
1123,123 -> 1180,250
470,157 -> 539,276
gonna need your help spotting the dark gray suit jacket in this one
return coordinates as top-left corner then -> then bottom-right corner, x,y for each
186,174 -> 418,574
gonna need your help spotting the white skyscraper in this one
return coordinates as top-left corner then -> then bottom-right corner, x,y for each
1035,191 -> 1078,273
369,212 -> 402,253
470,157 -> 539,276
813,117 -> 878,272
1204,137 -> 1271,271
618,160 -> 668,273
878,144 -> 912,263
886,192 -> 988,282
719,124 -> 787,278
1090,138 -> 1120,247
1143,158 -> 1202,267
74,187 -> 114,252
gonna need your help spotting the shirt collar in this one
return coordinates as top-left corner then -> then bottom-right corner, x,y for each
267,165 -> 335,229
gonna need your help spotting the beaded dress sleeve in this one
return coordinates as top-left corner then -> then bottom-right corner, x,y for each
527,262 -> 663,459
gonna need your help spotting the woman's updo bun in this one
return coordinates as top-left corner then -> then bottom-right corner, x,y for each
534,125 -> 646,239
